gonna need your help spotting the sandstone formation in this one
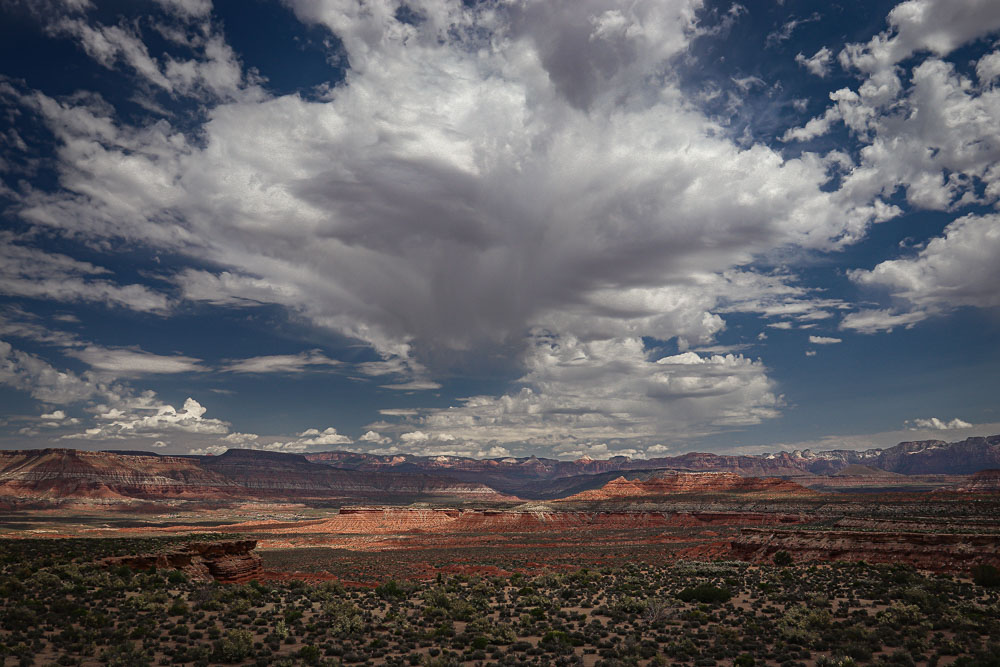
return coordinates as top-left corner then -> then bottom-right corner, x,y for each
104,540 -> 262,583
0,449 -> 240,501
555,471 -> 815,501
199,449 -> 511,501
954,469 -> 1000,492
730,528 -> 1000,571
152,507 -> 803,537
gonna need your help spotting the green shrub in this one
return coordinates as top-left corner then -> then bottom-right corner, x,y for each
298,645 -> 321,665
970,564 -> 1000,588
215,629 -> 253,663
375,579 -> 408,600
677,583 -> 731,604
773,551 -> 794,567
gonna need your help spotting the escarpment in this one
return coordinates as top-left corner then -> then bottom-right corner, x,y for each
731,528 -> 1000,571
556,471 -> 816,501
0,448 -> 513,503
954,469 -> 1000,493
103,540 -> 262,583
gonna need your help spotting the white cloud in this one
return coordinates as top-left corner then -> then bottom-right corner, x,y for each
67,345 -> 204,376
977,49 -> 1000,85
10,0 -> 895,375
808,335 -> 841,345
40,409 -> 67,420
377,333 -> 781,448
0,340 -> 100,404
358,430 -> 391,445
786,3 -> 1000,218
49,8 -> 261,103
380,380 -> 442,391
795,46 -> 832,77
0,233 -> 169,313
8,0 -> 999,452
293,426 -> 352,446
70,396 -> 230,439
766,13 -> 820,48
220,432 -> 259,445
905,416 -> 973,430
223,350 -> 341,374
839,308 -> 928,334
154,0 -> 212,19
840,0 -> 1000,73
189,444 -> 227,456
850,213 -> 1000,313
804,350 -> 816,357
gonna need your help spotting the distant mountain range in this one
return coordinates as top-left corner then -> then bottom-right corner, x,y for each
305,435 -> 1000,496
0,448 -> 509,504
0,434 -> 996,503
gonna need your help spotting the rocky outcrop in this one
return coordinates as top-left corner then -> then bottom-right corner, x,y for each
730,528 -> 1000,571
556,471 -> 816,501
181,507 -> 804,537
954,469 -> 1000,492
103,540 -> 262,583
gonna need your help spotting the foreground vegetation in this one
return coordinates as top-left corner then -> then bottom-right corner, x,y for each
1,539 -> 999,666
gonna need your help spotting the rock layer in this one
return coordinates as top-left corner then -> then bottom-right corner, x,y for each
557,471 -> 815,501
730,528 -> 1000,571
0,448 -> 512,504
0,449 -> 240,500
104,540 -> 262,583
955,469 -> 1000,492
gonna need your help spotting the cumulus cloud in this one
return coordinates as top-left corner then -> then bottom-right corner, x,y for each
9,0 -> 896,374
0,340 -> 100,404
785,1 -> 1000,216
70,396 -> 230,439
209,426 -> 353,453
358,430 -> 391,445
795,47 -> 832,77
850,214 -> 1000,313
905,417 -> 973,430
373,333 -> 781,448
808,335 -> 841,345
6,0 -> 1000,453
839,0 -> 1000,73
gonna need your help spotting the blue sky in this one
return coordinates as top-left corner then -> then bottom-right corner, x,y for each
1,0 -> 999,459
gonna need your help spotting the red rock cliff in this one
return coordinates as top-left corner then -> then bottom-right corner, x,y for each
104,540 -> 262,583
557,471 -> 815,501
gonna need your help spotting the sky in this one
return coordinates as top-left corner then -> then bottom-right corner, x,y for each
1,0 -> 999,460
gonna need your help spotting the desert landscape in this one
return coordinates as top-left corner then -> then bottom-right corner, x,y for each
4,0 -> 1000,664
1,436 -> 1000,665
